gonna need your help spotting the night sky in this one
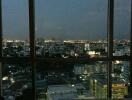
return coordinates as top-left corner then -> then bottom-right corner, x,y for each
2,0 -> 131,40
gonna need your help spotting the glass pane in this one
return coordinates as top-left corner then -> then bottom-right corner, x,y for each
112,61 -> 130,99
2,0 -> 30,57
35,0 -> 108,58
1,63 -> 32,99
36,61 -> 107,100
113,0 -> 131,56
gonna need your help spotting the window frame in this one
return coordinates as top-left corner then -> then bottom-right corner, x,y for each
0,0 -> 131,99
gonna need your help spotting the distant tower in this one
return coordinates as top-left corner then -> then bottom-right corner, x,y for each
105,46 -> 108,53
122,61 -> 129,82
85,43 -> 90,51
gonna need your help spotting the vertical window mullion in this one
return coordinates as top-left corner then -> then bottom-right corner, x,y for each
0,0 -> 2,96
107,0 -> 114,99
0,0 -> 2,57
29,0 -> 36,100
129,0 -> 132,97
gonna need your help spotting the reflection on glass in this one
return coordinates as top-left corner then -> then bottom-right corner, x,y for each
113,0 -> 131,56
2,63 -> 32,99
2,0 -> 29,57
112,61 -> 130,98
36,61 -> 107,100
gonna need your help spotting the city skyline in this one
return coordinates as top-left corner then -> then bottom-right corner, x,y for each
2,0 -> 131,40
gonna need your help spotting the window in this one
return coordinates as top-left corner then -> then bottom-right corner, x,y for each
35,0 -> 108,58
113,0 -> 131,57
0,0 -> 131,100
2,0 -> 30,57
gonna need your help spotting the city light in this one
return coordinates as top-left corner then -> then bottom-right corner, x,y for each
115,60 -> 120,64
72,84 -> 75,87
2,76 -> 8,81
